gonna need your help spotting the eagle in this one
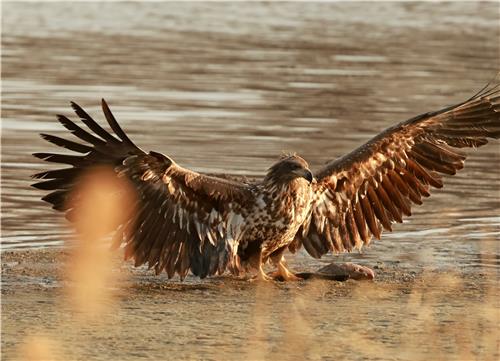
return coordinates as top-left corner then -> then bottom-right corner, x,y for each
32,82 -> 500,281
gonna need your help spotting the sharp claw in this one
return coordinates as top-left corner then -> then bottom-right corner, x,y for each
274,263 -> 303,281
249,269 -> 273,282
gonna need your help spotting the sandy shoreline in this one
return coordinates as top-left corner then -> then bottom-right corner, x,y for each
2,248 -> 498,361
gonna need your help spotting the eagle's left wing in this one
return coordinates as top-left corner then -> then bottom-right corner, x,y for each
32,100 -> 253,279
113,153 -> 252,279
291,82 -> 500,258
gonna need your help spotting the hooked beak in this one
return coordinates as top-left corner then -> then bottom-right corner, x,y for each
294,169 -> 315,184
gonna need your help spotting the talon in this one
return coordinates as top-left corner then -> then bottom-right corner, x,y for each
250,275 -> 272,282
249,266 -> 273,282
275,259 -> 302,281
267,271 -> 280,279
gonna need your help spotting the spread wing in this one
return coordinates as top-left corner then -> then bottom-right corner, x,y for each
32,100 -> 252,279
293,82 -> 500,258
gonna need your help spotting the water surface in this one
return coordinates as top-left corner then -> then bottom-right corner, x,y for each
1,2 -> 499,360
2,1 -> 499,267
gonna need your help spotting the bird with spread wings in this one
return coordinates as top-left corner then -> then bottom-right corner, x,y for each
32,81 -> 500,281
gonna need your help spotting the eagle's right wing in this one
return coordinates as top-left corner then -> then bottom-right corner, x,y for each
292,81 -> 500,258
32,100 -> 252,279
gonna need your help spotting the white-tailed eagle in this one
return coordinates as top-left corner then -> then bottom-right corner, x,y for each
32,82 -> 500,281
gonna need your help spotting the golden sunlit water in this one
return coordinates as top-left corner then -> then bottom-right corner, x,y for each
1,2 -> 499,361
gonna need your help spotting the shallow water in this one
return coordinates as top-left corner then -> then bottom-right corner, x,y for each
1,2 -> 499,360
2,1 -> 499,267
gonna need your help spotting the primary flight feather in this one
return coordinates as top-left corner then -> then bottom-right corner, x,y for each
32,82 -> 500,281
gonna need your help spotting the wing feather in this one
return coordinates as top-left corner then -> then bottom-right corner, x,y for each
353,202 -> 370,243
32,100 -> 252,279
386,175 -> 408,215
39,133 -> 93,153
70,101 -> 121,144
294,82 -> 500,257
113,150 -> 252,279
101,99 -> 137,148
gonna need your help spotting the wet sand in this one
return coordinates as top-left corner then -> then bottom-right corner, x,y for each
2,248 -> 498,361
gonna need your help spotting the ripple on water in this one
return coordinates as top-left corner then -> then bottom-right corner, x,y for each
1,2 -> 499,279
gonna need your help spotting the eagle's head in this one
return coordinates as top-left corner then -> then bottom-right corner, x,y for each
265,154 -> 315,185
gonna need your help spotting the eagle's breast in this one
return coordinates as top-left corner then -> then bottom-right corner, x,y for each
243,178 -> 314,257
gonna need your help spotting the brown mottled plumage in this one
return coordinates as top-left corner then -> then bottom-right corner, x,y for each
32,81 -> 500,281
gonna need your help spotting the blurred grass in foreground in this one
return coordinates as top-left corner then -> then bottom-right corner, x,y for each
19,166 -> 135,360
245,257 -> 498,361
64,166 -> 134,318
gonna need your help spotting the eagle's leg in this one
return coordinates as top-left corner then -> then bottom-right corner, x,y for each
255,263 -> 273,281
268,249 -> 302,281
275,258 -> 302,281
247,247 -> 273,281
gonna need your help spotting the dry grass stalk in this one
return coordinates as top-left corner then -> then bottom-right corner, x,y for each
64,166 -> 135,319
18,335 -> 61,361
